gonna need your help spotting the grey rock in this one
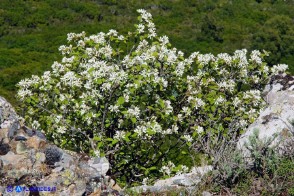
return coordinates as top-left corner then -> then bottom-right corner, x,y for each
0,139 -> 10,155
54,152 -> 75,169
44,146 -> 63,166
202,191 -> 212,196
36,152 -> 46,162
52,166 -> 64,173
154,166 -> 212,187
22,126 -> 34,137
238,75 -> 294,155
88,157 -> 110,176
7,121 -> 19,139
16,142 -> 29,154
131,185 -> 180,193
35,130 -> 46,140
15,136 -> 27,141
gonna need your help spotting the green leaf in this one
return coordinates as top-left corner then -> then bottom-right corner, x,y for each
159,99 -> 165,108
147,128 -> 156,135
181,151 -> 187,155
149,166 -> 157,171
131,117 -> 137,123
112,139 -> 119,145
93,136 -> 101,141
211,106 -> 216,112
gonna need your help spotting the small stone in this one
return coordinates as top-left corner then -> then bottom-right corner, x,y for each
35,130 -> 46,140
23,126 -> 34,137
16,142 -> 29,154
55,153 -> 74,168
0,141 -> 10,155
0,128 -> 9,140
88,157 -> 109,176
112,184 -> 122,191
89,188 -> 101,196
52,166 -> 64,173
44,146 -> 63,166
202,191 -> 212,196
7,121 -> 19,139
36,152 -> 46,162
15,135 -> 27,141
26,136 -> 46,149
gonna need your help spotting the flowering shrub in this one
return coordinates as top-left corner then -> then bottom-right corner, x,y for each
16,9 -> 287,185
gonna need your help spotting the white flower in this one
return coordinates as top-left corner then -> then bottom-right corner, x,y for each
232,97 -> 241,107
238,119 -> 247,128
215,96 -> 225,105
250,50 -> 262,64
127,106 -> 140,119
171,124 -> 179,134
193,98 -> 205,109
142,177 -> 149,185
183,135 -> 193,142
177,114 -> 183,121
217,53 -> 232,64
99,45 -> 113,59
109,105 -> 119,113
134,125 -> 146,137
57,126 -> 66,134
59,45 -> 72,55
137,24 -> 145,33
54,115 -> 63,124
31,120 -> 40,130
17,89 -> 32,100
163,128 -> 172,135
160,161 -> 175,176
251,75 -> 259,83
52,62 -> 65,74
94,150 -> 100,157
89,33 -> 106,44
114,131 -> 126,140
233,49 -> 248,67
175,62 -> 185,76
118,35 -> 125,40
182,107 -> 191,116
61,71 -> 82,87
197,53 -> 214,65
41,71 -> 51,83
271,64 -> 288,75
164,100 -> 173,115
196,126 -> 204,134
107,29 -> 118,36
62,56 -> 75,63
101,83 -> 112,92
159,35 -> 169,45
77,40 -> 85,48
124,94 -> 130,102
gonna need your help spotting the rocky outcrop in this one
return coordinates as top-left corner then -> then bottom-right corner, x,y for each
238,73 -> 294,155
131,166 -> 212,194
0,97 -> 121,196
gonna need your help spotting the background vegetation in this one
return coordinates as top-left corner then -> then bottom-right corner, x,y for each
0,0 -> 293,105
